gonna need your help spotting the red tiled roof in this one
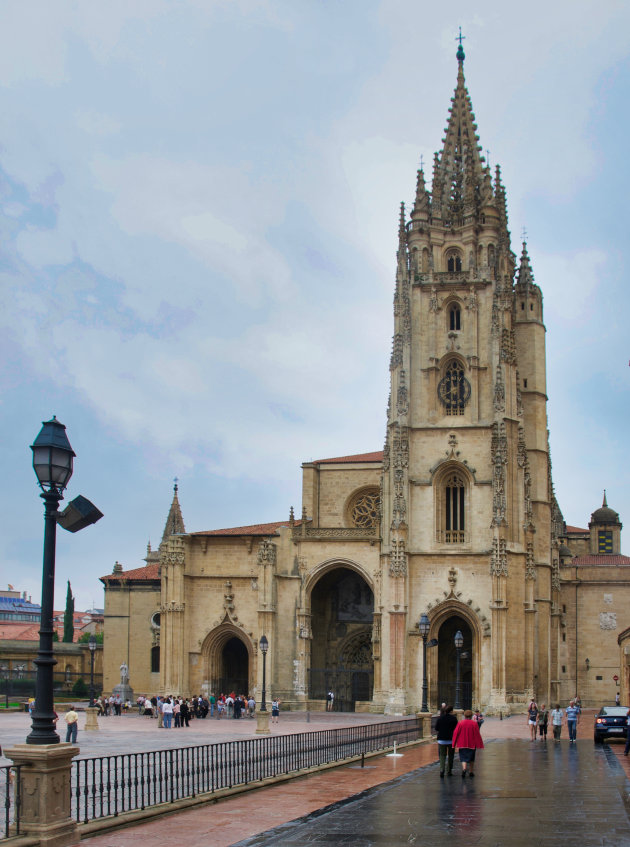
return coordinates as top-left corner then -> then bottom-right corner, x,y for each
101,563 -> 160,583
0,622 -> 41,641
571,555 -> 630,566
566,525 -> 588,534
191,520 -> 293,537
311,451 -> 383,465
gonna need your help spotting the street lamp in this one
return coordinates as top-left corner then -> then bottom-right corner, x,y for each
27,417 -> 75,745
418,614 -> 430,713
88,634 -> 97,708
259,635 -> 268,712
454,630 -> 464,711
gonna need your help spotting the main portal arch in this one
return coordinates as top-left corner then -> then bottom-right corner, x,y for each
202,625 -> 252,696
308,565 -> 374,711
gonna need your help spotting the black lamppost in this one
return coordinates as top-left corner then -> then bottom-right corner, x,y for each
454,630 -> 464,711
259,635 -> 268,712
27,417 -> 75,745
418,614 -> 430,713
88,634 -> 97,708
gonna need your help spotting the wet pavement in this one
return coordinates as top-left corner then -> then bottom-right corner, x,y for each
4,709 -> 630,846
233,737 -> 630,846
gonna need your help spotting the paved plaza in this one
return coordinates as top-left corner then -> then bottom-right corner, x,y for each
2,709 -> 630,845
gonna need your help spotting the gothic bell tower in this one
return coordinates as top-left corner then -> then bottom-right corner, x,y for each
378,42 -> 553,714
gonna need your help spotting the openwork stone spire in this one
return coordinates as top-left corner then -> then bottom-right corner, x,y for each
161,479 -> 186,544
431,46 -> 488,223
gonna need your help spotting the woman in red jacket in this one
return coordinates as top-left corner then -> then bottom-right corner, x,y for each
451,709 -> 484,778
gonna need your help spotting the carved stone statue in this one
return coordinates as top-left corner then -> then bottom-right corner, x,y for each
120,662 -> 129,685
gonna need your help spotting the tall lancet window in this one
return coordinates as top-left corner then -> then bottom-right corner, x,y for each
444,472 -> 466,543
449,304 -> 461,331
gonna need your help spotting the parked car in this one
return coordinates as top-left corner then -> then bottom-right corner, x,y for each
594,706 -> 628,743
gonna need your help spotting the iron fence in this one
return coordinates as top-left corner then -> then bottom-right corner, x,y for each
72,717 -> 420,824
0,765 -> 20,841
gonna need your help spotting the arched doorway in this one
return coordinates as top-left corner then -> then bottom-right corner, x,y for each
437,616 -> 473,710
218,637 -> 249,695
309,567 -> 374,711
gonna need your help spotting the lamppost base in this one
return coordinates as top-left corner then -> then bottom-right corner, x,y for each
255,710 -> 271,734
5,742 -> 79,847
85,706 -> 99,731
416,711 -> 433,738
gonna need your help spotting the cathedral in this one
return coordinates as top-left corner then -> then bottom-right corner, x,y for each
101,46 -> 630,714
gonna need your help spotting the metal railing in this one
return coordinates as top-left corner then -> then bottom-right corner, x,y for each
0,765 -> 20,841
72,718 -> 420,824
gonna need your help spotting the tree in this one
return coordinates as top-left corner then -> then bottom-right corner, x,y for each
77,631 -> 103,644
63,581 -> 75,643
72,677 -> 88,697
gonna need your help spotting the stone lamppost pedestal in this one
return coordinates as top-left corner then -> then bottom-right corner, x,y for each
255,710 -> 271,734
84,706 -> 99,731
417,711 -> 433,738
5,742 -> 79,847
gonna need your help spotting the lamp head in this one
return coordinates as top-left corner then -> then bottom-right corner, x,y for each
31,417 -> 75,493
417,613 -> 430,637
454,630 -> 464,649
259,635 -> 269,654
88,634 -> 97,652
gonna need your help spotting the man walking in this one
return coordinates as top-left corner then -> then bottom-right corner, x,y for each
566,700 -> 579,743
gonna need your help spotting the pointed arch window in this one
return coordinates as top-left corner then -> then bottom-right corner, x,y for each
151,646 -> 160,673
437,471 -> 467,543
449,304 -> 461,331
437,360 -> 471,416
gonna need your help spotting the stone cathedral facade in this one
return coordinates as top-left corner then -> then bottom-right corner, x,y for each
101,49 -> 629,713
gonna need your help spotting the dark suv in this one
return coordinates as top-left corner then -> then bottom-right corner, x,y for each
594,705 -> 628,743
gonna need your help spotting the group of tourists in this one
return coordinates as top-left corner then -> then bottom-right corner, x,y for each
435,704 -> 484,778
94,694 -> 130,716
131,693 -> 273,725
527,697 -> 581,742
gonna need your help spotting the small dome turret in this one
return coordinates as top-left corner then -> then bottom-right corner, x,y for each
589,491 -> 621,527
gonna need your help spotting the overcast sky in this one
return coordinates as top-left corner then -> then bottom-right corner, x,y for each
1,0 -> 628,612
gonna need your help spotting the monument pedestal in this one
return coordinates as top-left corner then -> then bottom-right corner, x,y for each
6,742 -> 79,847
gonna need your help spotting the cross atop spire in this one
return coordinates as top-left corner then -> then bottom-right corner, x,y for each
456,27 -> 466,63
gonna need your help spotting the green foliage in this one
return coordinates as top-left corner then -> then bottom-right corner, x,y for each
77,631 -> 103,644
52,630 -> 59,642
63,581 -> 75,643
72,677 -> 88,697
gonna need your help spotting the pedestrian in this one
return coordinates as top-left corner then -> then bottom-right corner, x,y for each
65,705 -> 79,743
616,692 -> 621,706
472,708 -> 484,731
209,693 -> 216,717
435,704 -> 458,778
248,695 -> 256,717
527,699 -> 538,741
551,703 -> 563,742
271,697 -> 280,725
566,700 -> 579,743
326,690 -> 335,712
180,699 -> 190,728
538,703 -> 549,740
173,698 -> 181,728
452,709 -> 484,778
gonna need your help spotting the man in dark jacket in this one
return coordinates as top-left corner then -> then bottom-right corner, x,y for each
435,704 -> 458,777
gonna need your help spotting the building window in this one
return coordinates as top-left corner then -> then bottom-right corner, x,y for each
438,360 -> 471,416
437,471 -> 467,543
562,665 -> 566,674
449,304 -> 461,331
446,249 -> 462,273
151,646 -> 160,673
598,530 -> 613,553
562,633 -> 566,642
347,488 -> 380,529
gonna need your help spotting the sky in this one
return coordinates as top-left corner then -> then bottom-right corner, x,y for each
0,0 -> 629,613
